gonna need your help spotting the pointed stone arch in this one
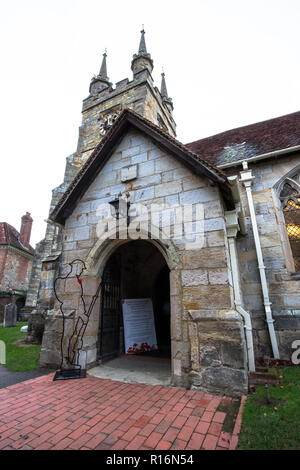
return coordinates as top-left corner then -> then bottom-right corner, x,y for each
81,225 -> 187,387
84,225 -> 181,278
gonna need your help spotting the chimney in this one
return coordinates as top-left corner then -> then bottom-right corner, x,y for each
20,212 -> 33,249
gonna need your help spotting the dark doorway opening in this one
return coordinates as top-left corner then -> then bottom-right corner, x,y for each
97,240 -> 171,363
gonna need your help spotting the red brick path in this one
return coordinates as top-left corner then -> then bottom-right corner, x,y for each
0,373 -> 246,450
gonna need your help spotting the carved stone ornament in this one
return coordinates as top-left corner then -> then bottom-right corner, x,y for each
99,112 -> 120,136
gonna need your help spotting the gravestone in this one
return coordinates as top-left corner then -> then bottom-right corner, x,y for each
3,303 -> 17,328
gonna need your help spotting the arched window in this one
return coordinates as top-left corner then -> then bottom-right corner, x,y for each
280,174 -> 300,272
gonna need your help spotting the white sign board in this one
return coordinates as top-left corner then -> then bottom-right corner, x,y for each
122,298 -> 158,355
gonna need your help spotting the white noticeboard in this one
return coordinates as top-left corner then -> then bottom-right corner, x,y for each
122,298 -> 158,355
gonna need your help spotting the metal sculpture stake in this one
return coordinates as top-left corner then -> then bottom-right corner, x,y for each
53,259 -> 102,381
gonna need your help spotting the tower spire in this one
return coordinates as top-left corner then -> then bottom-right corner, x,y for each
99,50 -> 108,80
161,72 -> 168,98
89,50 -> 112,95
138,27 -> 147,54
131,27 -> 153,78
160,70 -> 173,112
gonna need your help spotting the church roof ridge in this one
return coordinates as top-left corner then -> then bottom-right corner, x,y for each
186,110 -> 300,167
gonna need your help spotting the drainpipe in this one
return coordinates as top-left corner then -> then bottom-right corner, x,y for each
239,162 -> 280,359
225,210 -> 256,372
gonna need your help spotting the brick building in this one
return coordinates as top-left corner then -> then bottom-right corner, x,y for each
25,30 -> 300,396
0,213 -> 34,321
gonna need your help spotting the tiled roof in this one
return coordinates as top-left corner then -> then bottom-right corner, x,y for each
0,222 -> 34,255
186,111 -> 300,166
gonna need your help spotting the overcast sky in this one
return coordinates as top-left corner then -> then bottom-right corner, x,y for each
0,0 -> 299,246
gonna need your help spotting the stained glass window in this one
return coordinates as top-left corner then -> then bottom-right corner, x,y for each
280,179 -> 300,272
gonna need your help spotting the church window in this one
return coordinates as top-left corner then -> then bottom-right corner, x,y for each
280,174 -> 300,272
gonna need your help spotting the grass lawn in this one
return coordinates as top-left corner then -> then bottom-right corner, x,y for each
0,322 -> 41,372
238,366 -> 300,450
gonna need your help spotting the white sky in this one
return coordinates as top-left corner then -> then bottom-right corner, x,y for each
0,0 -> 299,246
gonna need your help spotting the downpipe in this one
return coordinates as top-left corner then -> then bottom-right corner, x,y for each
240,163 -> 280,359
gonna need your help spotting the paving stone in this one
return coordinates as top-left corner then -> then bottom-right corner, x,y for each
0,374 -> 245,450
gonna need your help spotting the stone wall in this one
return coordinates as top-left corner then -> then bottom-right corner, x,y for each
0,246 -> 33,292
233,153 -> 300,359
39,129 -> 248,396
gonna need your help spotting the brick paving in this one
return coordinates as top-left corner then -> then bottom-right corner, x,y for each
0,373 -> 246,450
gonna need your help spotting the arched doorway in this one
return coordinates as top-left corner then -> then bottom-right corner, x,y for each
96,240 -> 171,381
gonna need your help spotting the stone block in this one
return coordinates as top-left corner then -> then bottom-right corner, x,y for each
170,270 -> 181,296
155,181 -> 182,198
39,349 -> 61,368
274,315 -> 300,330
197,367 -> 248,396
148,148 -> 164,160
132,174 -> 161,190
206,230 -> 225,247
182,176 -> 207,191
64,241 -> 77,251
155,156 -> 179,173
135,186 -> 155,202
67,214 -> 88,228
162,171 -> 174,183
173,168 -> 191,179
180,187 -> 218,205
112,158 -> 132,170
74,226 -> 90,241
183,247 -> 227,269
131,152 -> 148,165
204,201 -> 223,219
252,189 -> 272,204
221,341 -> 244,369
208,269 -> 229,285
165,194 -> 179,207
183,285 -> 231,310
170,295 -> 183,340
188,321 -> 199,371
204,217 -> 225,232
87,348 -> 97,365
138,160 -> 155,177
121,145 -> 140,158
199,344 -> 221,367
189,317 -> 241,343
282,294 -> 300,308
121,165 -> 137,182
181,269 -> 208,286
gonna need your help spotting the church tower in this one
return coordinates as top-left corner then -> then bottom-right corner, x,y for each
24,29 -> 176,318
76,28 -> 175,165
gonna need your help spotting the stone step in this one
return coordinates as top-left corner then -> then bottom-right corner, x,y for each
256,367 -> 269,373
248,370 -> 279,387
